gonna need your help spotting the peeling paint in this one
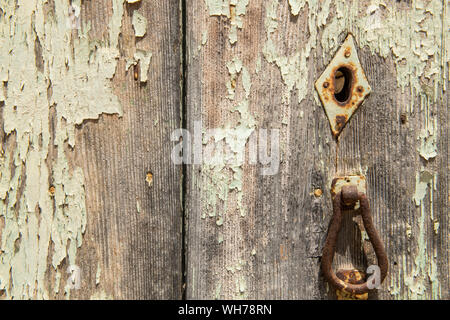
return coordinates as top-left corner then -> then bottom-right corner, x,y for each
412,170 -> 434,206
132,11 -> 147,38
417,94 -> 438,160
263,0 -> 331,104
134,50 -> 152,83
407,169 -> 440,299
96,263 -> 101,285
288,0 -> 307,16
136,199 -> 141,213
321,1 -> 448,111
417,129 -> 437,160
264,0 -> 448,113
202,30 -> 208,46
204,0 -> 249,44
226,57 -> 243,99
202,56 -> 255,219
0,0 -> 125,299
90,290 -> 113,300
215,282 -> 222,299
259,0 -> 448,300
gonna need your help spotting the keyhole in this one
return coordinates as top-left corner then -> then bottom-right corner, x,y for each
334,67 -> 352,103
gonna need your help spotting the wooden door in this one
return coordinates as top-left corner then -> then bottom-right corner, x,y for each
0,0 -> 447,300
185,0 -> 449,300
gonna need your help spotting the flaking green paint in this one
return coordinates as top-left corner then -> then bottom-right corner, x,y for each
0,0 -> 126,299
202,56 -> 255,220
407,170 -> 440,299
204,0 -> 249,44
132,11 -> 147,38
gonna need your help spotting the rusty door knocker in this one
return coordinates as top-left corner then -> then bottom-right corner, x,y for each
315,34 -> 388,298
321,183 -> 388,296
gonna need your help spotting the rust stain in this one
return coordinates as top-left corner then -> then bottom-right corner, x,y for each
146,171 -> 153,187
334,114 -> 347,133
134,63 -> 140,81
330,64 -> 356,107
336,270 -> 368,300
315,34 -> 371,138
344,47 -> 351,58
400,113 -> 407,124
229,4 -> 236,20
314,189 -> 323,198
321,186 -> 388,296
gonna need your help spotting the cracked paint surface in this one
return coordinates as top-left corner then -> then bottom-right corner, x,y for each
0,0 -> 125,298
202,57 -> 255,220
204,0 -> 249,44
260,0 -> 448,300
408,170 -> 440,299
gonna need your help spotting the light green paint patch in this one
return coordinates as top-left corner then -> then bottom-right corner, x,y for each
288,0 -> 307,16
0,0 -> 125,299
241,67 -> 251,98
417,129 -> 437,160
263,0 -> 331,104
412,170 -> 434,206
202,30 -> 208,45
54,271 -> 61,294
203,58 -> 255,220
433,221 -> 439,235
90,290 -> 113,300
321,1 -> 448,111
204,0 -> 229,16
134,49 -> 152,83
264,0 -> 278,34
204,0 -> 249,44
132,11 -> 147,38
96,263 -> 101,285
255,56 -> 261,74
226,265 -> 235,273
229,0 -> 249,44
226,57 -> 243,99
417,95 -> 438,160
136,199 -> 141,213
406,223 -> 412,238
406,170 -> 440,299
264,1 -> 448,113
238,276 -> 246,293
215,282 -> 222,299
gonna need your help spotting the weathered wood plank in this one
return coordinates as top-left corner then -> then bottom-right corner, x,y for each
0,0 -> 182,299
73,0 -> 183,300
186,0 -> 449,300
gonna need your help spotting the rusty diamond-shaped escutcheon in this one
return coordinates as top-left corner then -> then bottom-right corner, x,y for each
315,34 -> 371,138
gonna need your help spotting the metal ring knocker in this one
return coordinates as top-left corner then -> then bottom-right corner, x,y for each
321,185 -> 388,295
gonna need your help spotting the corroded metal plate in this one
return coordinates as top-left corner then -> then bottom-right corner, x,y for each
315,34 -> 371,138
331,175 -> 366,210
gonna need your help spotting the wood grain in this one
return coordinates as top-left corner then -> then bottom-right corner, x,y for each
71,0 -> 183,299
